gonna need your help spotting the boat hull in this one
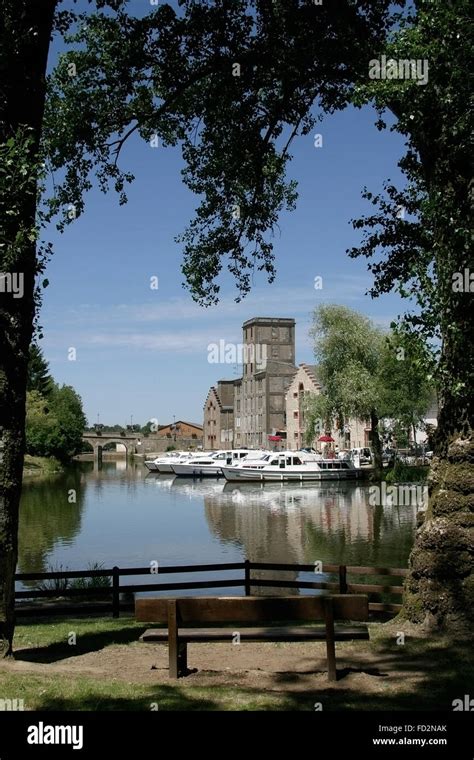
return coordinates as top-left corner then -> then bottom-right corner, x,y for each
221,466 -> 364,482
144,461 -> 159,472
156,463 -> 175,473
171,464 -> 223,477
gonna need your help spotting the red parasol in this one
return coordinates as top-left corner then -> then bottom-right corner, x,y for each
318,434 -> 334,442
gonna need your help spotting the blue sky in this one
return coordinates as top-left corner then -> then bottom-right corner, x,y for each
41,2 -> 408,427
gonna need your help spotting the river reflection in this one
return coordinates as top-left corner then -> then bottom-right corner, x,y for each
18,463 -> 418,584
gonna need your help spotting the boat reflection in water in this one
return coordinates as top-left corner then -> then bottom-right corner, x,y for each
166,477 -> 227,499
169,478 -> 417,577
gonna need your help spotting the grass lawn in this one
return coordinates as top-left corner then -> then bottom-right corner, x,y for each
0,615 -> 471,711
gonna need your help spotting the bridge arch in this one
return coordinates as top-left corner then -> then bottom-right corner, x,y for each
81,433 -> 141,463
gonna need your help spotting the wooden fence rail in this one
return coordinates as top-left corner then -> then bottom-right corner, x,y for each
14,560 -> 408,618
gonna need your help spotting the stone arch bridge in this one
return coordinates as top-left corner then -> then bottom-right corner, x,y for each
82,432 -> 142,463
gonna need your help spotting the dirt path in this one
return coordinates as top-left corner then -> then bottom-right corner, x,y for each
0,634 -> 421,696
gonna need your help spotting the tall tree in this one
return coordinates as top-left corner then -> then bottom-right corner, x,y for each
308,305 -> 386,470
347,2 -> 472,630
0,0 -> 57,656
0,0 -> 128,657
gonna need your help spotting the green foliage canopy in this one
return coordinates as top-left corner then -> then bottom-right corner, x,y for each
26,384 -> 86,462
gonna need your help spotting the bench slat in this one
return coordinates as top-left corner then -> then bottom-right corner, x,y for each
135,595 -> 368,623
140,625 -> 369,642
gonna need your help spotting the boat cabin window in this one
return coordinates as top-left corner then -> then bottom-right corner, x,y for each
318,461 -> 350,470
270,459 -> 279,466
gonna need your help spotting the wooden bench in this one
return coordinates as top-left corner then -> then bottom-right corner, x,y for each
136,594 -> 369,681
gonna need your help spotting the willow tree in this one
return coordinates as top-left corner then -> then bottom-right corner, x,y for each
308,305 -> 386,471
0,1 -> 471,655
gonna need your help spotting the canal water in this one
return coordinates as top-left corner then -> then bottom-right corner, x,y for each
18,461 -> 418,592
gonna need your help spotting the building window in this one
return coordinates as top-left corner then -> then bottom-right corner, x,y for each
293,411 -> 298,419
293,391 -> 298,398
271,327 -> 278,340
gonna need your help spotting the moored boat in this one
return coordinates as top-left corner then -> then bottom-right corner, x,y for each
144,451 -> 193,473
171,449 -> 267,477
221,451 -> 364,482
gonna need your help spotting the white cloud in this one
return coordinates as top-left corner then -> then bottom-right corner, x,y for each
41,275 -> 399,361
87,330 -> 224,353
44,276 -> 372,327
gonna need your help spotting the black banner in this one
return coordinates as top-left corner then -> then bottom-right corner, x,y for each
0,711 -> 471,758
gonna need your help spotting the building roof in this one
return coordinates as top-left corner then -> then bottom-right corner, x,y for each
160,420 -> 203,431
302,363 -> 321,385
203,385 -> 234,412
289,363 -> 322,390
242,316 -> 295,327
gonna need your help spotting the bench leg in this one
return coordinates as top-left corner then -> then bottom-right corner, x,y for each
169,638 -> 179,679
168,641 -> 187,679
178,642 -> 187,674
324,597 -> 337,681
326,637 -> 337,682
168,600 -> 179,679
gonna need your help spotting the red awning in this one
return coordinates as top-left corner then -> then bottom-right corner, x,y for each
268,435 -> 283,441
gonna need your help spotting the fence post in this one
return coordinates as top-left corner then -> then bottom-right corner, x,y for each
112,566 -> 120,618
244,559 -> 251,596
339,565 -> 348,594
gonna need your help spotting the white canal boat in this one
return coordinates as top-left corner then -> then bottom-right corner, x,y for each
221,451 -> 364,482
144,451 -> 193,473
171,449 -> 267,477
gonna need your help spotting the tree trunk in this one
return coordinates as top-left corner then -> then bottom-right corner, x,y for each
370,410 -> 382,473
0,0 -> 57,657
403,166 -> 473,633
403,427 -> 473,633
